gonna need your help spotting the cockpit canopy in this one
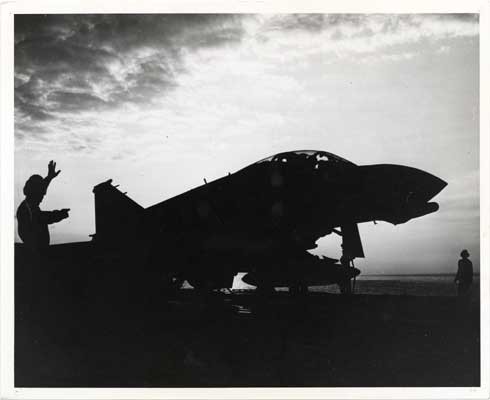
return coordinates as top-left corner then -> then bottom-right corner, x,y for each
255,150 -> 356,168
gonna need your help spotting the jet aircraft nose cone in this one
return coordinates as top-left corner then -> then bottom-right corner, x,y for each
358,164 -> 447,225
361,164 -> 447,202
402,166 -> 447,202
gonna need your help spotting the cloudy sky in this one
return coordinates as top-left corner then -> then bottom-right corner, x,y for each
14,14 -> 479,274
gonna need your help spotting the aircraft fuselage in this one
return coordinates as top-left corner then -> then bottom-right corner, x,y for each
90,150 -> 447,291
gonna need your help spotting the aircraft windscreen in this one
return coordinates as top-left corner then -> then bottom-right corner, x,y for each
255,150 -> 356,167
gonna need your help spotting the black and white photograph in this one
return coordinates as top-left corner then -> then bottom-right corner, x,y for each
0,3 -> 488,399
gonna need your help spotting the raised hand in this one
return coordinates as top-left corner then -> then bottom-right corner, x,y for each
59,208 -> 70,220
47,160 -> 61,180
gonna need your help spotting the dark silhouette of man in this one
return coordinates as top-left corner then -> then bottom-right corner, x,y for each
455,249 -> 473,296
16,161 -> 70,253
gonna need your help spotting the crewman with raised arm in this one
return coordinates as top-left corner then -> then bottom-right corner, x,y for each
16,161 -> 70,253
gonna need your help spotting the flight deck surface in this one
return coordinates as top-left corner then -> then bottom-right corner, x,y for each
15,288 -> 479,387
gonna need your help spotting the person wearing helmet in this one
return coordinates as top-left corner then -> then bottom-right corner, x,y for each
454,249 -> 473,296
16,161 -> 70,253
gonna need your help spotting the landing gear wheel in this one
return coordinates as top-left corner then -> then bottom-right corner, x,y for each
339,279 -> 353,295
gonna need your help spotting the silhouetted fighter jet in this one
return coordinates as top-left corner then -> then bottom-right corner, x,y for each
90,150 -> 447,293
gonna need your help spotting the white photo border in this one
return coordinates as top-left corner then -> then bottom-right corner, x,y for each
1,0 -> 489,399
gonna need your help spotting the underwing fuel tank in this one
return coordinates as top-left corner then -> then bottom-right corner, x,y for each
242,264 -> 360,287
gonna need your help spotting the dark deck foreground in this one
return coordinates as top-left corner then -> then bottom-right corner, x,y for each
16,271 -> 480,387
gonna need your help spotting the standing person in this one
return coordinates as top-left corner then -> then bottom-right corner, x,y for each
454,249 -> 473,296
16,161 -> 70,254
16,161 -> 70,311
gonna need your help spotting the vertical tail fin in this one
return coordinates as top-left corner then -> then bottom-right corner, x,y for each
92,179 -> 144,245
